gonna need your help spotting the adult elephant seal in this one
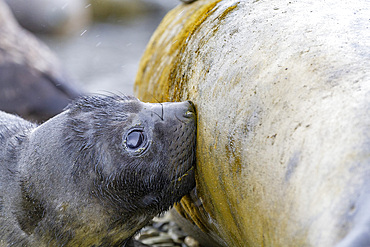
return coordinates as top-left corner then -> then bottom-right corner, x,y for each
135,0 -> 370,246
0,95 -> 197,246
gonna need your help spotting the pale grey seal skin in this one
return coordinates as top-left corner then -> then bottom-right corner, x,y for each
335,191 -> 370,247
0,95 -> 196,247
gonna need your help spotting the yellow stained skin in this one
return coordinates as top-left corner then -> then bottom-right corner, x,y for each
135,1 -> 251,245
134,0 -> 222,103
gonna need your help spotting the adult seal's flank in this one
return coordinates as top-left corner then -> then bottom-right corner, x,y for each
0,95 -> 197,247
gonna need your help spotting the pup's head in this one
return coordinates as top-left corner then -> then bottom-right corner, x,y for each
64,95 -> 196,219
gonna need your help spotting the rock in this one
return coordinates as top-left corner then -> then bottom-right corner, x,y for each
184,236 -> 200,247
180,0 -> 198,3
5,0 -> 91,35
134,0 -> 370,246
0,0 -> 82,121
136,212 -> 192,247
89,0 -> 177,22
140,234 -> 175,245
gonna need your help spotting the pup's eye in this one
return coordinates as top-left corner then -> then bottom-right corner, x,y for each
126,130 -> 144,149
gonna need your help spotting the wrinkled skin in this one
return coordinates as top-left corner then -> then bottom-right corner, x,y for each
0,95 -> 196,246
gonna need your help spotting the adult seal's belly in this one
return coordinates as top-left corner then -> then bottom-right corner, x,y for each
0,95 -> 197,247
134,0 -> 370,246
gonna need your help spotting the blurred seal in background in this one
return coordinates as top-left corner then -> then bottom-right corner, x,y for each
0,0 -> 82,122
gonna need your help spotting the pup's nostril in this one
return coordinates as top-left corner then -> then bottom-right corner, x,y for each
184,110 -> 195,118
183,101 -> 196,118
187,100 -> 195,110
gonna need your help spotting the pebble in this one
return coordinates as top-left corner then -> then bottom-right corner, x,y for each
184,236 -> 200,247
135,212 -> 201,247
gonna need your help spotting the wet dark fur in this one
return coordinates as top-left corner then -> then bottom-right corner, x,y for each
0,95 -> 196,246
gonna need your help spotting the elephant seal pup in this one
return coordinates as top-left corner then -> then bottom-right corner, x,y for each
0,95 -> 197,247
